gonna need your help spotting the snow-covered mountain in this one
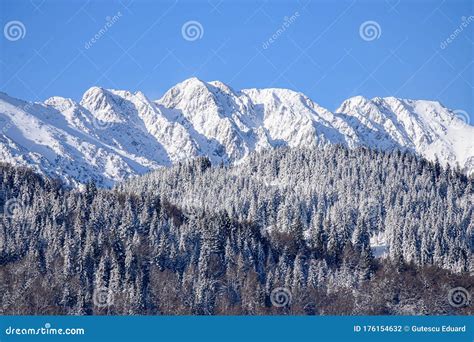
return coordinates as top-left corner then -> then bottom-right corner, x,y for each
1,77 -> 473,186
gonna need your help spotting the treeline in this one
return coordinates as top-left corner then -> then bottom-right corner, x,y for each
0,145 -> 472,315
119,145 -> 473,273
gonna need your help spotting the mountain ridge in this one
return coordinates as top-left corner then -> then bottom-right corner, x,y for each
0,78 -> 473,186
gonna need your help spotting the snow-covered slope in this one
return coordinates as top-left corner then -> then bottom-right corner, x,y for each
336,96 -> 474,173
0,78 -> 472,186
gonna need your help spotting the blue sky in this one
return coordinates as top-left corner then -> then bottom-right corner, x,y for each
0,0 -> 473,120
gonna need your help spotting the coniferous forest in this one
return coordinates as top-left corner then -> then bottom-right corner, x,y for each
0,145 -> 472,315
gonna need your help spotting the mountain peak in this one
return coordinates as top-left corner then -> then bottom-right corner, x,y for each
1,80 -> 473,186
208,80 -> 237,95
158,77 -> 212,108
80,86 -> 132,125
81,86 -> 106,100
44,96 -> 76,108
173,77 -> 207,90
337,95 -> 372,111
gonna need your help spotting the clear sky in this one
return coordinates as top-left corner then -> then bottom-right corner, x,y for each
0,0 -> 473,121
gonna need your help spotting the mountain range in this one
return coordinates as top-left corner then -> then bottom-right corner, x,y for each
0,77 -> 473,186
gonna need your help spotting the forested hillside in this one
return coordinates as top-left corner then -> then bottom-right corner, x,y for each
0,145 -> 472,315
119,145 -> 473,273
